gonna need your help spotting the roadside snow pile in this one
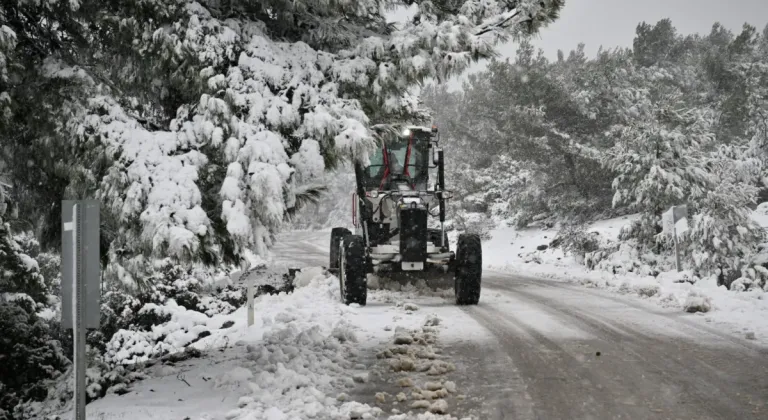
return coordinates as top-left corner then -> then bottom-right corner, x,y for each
105,299 -> 238,365
210,270 -> 472,420
293,266 -> 325,288
618,276 -> 660,298
49,269 -> 388,419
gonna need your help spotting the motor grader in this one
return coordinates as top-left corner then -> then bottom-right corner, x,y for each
329,125 -> 482,306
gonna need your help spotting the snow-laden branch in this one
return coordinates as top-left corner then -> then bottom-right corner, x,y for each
2,0 -> 564,284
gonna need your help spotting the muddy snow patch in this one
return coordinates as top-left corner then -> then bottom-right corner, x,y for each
393,327 -> 415,345
424,314 -> 441,326
429,399 -> 449,414
364,320 -> 468,418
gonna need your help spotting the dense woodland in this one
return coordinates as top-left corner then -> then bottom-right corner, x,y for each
0,1 -> 564,418
306,18 -> 768,289
420,19 -> 768,280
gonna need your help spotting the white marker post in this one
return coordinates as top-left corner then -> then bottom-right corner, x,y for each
662,205 -> 688,272
61,200 -> 100,420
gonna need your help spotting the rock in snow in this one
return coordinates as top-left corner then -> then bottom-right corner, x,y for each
684,291 -> 713,313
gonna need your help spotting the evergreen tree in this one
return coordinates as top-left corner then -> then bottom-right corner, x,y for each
686,144 -> 763,273
0,0 -> 565,285
423,40 -> 621,226
0,187 -> 68,419
424,17 -> 768,275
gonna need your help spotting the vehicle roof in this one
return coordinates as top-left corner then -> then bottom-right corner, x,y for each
406,125 -> 435,132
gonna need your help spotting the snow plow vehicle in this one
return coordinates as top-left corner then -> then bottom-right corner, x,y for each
329,125 -> 482,306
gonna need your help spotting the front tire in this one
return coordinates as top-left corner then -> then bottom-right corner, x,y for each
329,227 -> 351,274
341,235 -> 367,305
455,233 -> 482,305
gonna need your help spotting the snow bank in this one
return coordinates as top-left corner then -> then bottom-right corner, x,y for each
293,266 -> 325,288
485,216 -> 768,344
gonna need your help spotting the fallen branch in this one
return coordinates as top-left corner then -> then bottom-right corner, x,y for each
177,372 -> 191,387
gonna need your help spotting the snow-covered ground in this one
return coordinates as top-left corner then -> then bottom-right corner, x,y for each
285,223 -> 768,346
54,265 -> 479,420
46,220 -> 768,419
481,213 -> 768,344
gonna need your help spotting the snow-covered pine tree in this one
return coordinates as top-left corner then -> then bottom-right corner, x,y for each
1,0 -> 565,286
686,144 -> 763,274
605,65 -> 716,249
606,58 -> 765,273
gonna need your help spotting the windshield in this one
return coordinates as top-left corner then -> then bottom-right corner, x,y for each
361,130 -> 430,190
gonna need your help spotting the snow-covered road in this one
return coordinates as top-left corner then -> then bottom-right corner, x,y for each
278,231 -> 768,420
459,273 -> 768,419
68,231 -> 768,420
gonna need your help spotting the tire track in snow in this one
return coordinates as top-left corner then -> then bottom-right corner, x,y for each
462,301 -> 657,420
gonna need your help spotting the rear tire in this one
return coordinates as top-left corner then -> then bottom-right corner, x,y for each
329,227 -> 351,274
455,233 -> 482,305
341,235 -> 367,306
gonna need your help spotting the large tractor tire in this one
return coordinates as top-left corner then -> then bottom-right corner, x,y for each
340,235 -> 367,306
454,233 -> 482,305
329,227 -> 351,274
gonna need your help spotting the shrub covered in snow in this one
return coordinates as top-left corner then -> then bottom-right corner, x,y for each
553,224 -> 601,260
683,291 -> 713,313
584,241 -> 661,277
0,192 -> 68,419
93,260 -> 256,368
714,242 -> 768,292
3,230 -> 296,418
33,260 -> 294,417
0,298 -> 69,419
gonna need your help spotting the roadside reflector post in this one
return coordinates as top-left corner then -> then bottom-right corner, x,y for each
247,281 -> 254,326
61,200 -> 101,420
241,259 -> 254,327
662,205 -> 688,273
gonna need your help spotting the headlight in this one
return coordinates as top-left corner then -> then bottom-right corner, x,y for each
402,128 -> 411,137
368,190 -> 379,198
